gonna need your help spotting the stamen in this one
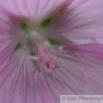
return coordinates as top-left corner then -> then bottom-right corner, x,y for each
43,41 -> 51,50
20,31 -> 64,76
55,59 -> 63,68
29,56 -> 39,61
29,39 -> 63,76
59,46 -> 63,51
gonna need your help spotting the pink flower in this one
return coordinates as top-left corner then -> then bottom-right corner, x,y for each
0,0 -> 103,103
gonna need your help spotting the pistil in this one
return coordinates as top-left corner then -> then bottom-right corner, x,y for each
30,39 -> 63,76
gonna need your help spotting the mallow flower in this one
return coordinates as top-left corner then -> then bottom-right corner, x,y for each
0,0 -> 103,103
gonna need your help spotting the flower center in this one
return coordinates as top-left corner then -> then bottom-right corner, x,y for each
29,38 -> 63,76
15,30 -> 63,76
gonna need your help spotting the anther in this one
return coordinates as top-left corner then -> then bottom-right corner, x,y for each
43,41 -> 51,50
29,56 -> 39,61
55,59 -> 63,68
59,46 -> 63,51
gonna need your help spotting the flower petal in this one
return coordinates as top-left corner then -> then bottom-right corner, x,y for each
43,0 -> 103,44
44,44 -> 103,103
0,47 -> 54,103
0,0 -> 68,27
0,10 -> 23,71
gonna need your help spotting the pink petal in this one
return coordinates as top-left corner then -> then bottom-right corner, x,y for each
0,47 -> 54,103
43,0 -> 103,44
44,44 -> 103,103
59,0 -> 74,12
0,10 -> 23,71
0,0 -> 68,27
